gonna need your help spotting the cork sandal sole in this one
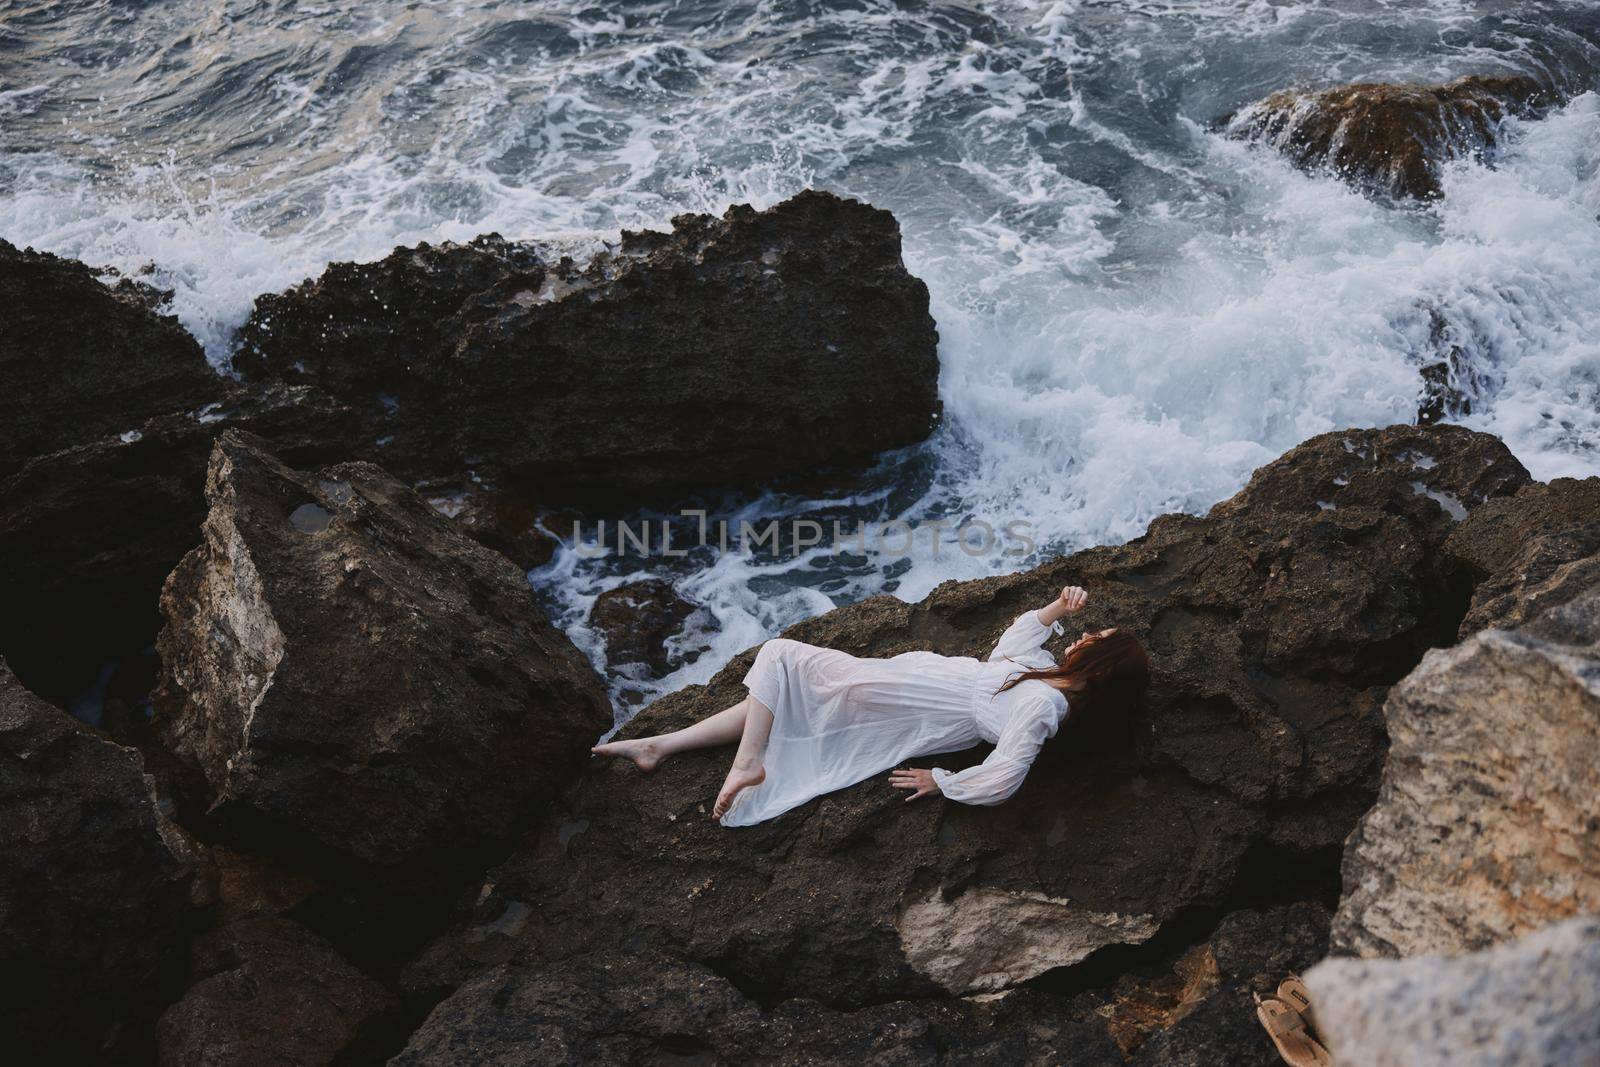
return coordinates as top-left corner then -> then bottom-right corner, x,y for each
1255,992 -> 1333,1067
1278,975 -> 1318,1034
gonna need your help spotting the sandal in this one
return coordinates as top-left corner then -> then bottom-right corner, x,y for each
1254,991 -> 1333,1067
1278,974 -> 1318,1033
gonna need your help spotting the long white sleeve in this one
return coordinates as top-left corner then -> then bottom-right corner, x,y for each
988,609 -> 1064,666
931,699 -> 1057,806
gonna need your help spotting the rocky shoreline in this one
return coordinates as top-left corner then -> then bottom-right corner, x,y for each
3,82 -> 1598,1063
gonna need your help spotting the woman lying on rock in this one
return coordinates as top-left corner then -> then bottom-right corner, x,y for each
593,586 -> 1150,826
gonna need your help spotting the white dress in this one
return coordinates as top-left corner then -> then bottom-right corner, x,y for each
721,609 -> 1071,827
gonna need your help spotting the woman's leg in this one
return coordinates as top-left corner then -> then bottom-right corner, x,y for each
591,696 -> 751,771
713,696 -> 773,819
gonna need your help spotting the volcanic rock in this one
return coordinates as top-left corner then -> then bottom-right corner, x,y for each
232,190 -> 941,498
0,657 -> 191,1060
156,915 -> 398,1067
1227,74 -> 1559,199
588,579 -> 703,677
426,487 -> 562,572
152,431 -> 612,877
392,948 -> 1123,1066
406,424 -> 1528,1014
1122,903 -> 1332,1066
1444,475 -> 1600,636
0,239 -> 220,477
0,382 -> 364,696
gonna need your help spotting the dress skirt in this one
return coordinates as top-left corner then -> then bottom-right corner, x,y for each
719,637 -> 985,827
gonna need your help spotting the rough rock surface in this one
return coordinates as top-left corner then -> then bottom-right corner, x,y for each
153,431 -> 612,876
406,425 -> 1527,1015
394,947 -> 1125,1066
396,904 -> 1331,1064
0,239 -> 220,477
232,191 -> 941,497
1444,476 -> 1600,636
1227,74 -> 1558,199
1416,307 -> 1485,426
156,915 -> 398,1067
430,488 -> 561,572
588,579 -> 704,678
0,657 -> 190,1059
1330,588 -> 1600,958
1307,916 -> 1600,1067
0,382 -> 363,696
1126,908 -> 1337,1067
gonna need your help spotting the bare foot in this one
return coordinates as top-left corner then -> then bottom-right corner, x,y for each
713,760 -> 765,820
591,737 -> 663,772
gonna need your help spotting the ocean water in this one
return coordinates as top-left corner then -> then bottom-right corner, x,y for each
4,0 -> 1599,718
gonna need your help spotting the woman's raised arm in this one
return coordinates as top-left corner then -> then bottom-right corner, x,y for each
987,585 -> 1088,663
1037,585 -> 1088,628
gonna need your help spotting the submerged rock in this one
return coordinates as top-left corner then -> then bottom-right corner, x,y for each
232,191 -> 942,498
1308,917 -> 1600,1067
1227,74 -> 1558,200
153,431 -> 612,877
0,657 -> 191,1060
588,579 -> 704,678
407,425 -> 1527,1015
1330,586 -> 1600,958
1415,307 -> 1485,426
156,915 -> 398,1067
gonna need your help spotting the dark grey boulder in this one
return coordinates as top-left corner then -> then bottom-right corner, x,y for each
156,915 -> 398,1067
232,190 -> 942,499
153,431 -> 613,878
0,657 -> 191,1060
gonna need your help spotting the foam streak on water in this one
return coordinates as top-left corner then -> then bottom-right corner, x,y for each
3,1 -> 1599,715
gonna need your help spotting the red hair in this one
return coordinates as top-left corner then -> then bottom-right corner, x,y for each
996,628 -> 1151,715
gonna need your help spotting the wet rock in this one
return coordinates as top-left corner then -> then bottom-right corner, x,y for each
393,948 -> 1123,1066
1444,476 -> 1600,636
1415,307 -> 1484,425
153,431 -> 612,877
1210,422 -> 1527,530
588,579 -> 703,677
1330,587 -> 1600,959
0,382 -> 364,697
1227,74 -> 1559,199
426,487 -> 562,572
233,191 -> 941,498
1307,916 -> 1600,1067
0,239 -> 221,477
156,915 -> 398,1067
409,425 -> 1526,1012
0,657 -> 190,1060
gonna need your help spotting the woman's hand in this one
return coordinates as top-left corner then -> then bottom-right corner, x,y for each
889,767 -> 940,802
1038,584 -> 1088,627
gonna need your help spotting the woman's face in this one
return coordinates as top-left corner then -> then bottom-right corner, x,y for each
1068,627 -> 1118,653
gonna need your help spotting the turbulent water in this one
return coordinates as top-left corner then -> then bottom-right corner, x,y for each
5,0 -> 1600,715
